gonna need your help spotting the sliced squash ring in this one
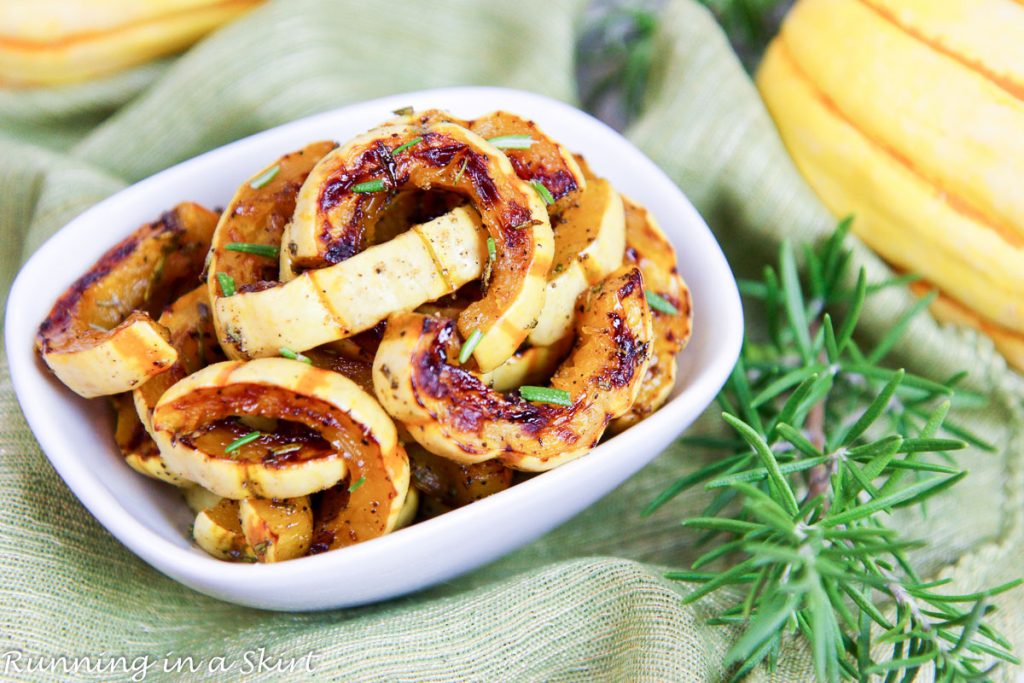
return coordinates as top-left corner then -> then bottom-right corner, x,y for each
529,177 -> 626,346
151,358 -> 398,500
373,266 -> 653,471
238,496 -> 313,563
193,498 -> 255,562
110,393 -> 190,486
36,202 -> 217,397
215,206 -> 487,359
310,442 -> 411,551
283,120 -> 553,372
610,197 -> 693,432
206,141 -> 337,359
133,285 -> 224,434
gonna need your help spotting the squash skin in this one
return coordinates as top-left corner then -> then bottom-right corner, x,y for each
36,202 -> 217,398
373,266 -> 653,471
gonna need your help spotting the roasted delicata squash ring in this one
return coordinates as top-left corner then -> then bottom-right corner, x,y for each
610,197 -> 693,432
36,202 -> 218,398
373,266 -> 653,471
111,393 -> 190,486
133,285 -> 224,435
529,177 -> 626,346
193,498 -> 256,562
310,442 -> 411,550
151,357 -> 399,500
206,141 -> 337,358
216,206 -> 487,359
239,496 -> 313,563
283,120 -> 554,371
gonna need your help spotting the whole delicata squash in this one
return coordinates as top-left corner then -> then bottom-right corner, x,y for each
36,202 -> 217,398
282,119 -> 554,372
373,266 -> 653,471
610,197 -> 693,432
205,141 -> 337,358
151,358 -> 407,506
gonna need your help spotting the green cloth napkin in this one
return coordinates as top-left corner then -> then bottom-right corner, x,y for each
1,1 -> 1022,680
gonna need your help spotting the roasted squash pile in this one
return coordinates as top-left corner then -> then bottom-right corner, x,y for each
36,109 -> 693,563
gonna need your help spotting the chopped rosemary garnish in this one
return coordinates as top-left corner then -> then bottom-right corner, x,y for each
487,134 -> 535,150
645,290 -> 679,315
225,242 -> 279,259
352,178 -> 387,193
279,347 -> 312,364
252,541 -> 271,554
224,431 -> 261,454
348,476 -> 367,493
530,179 -> 554,205
486,237 -> 496,262
271,444 -> 302,456
519,386 -> 571,407
459,329 -> 484,364
392,105 -> 414,116
216,272 -> 236,297
391,136 -> 423,156
453,158 -> 468,184
249,165 -> 280,189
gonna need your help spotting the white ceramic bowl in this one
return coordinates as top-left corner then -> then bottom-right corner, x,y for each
5,87 -> 742,611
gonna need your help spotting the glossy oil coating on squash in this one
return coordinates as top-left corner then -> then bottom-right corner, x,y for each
373,266 -> 653,471
36,202 -> 217,397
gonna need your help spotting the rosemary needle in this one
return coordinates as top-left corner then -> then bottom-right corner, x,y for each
225,431 -> 261,455
224,243 -> 279,259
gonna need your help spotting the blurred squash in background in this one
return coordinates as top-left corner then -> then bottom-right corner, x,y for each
0,0 -> 263,86
757,0 -> 1024,370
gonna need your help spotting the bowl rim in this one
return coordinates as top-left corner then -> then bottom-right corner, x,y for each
5,86 -> 743,607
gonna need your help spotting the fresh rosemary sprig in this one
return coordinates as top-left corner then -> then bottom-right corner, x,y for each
650,220 -> 1020,681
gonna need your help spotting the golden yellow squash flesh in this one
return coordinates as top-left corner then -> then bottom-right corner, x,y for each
310,443 -> 411,551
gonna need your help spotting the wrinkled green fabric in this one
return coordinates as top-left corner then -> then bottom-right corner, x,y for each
1,1 -> 1021,681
